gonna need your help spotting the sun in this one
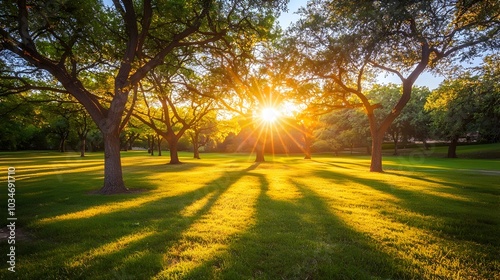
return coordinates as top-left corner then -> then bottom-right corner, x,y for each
259,107 -> 280,124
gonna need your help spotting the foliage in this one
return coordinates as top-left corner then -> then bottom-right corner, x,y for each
314,108 -> 370,154
425,55 -> 500,158
0,0 -> 287,192
368,84 -> 431,153
425,75 -> 480,142
291,0 -> 500,171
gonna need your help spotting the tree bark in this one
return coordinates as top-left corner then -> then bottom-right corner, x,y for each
423,139 -> 429,150
255,140 -> 265,162
193,141 -> 200,159
80,138 -> 86,157
192,131 -> 201,159
393,131 -> 399,155
447,136 -> 458,158
150,136 -> 155,156
168,138 -> 181,164
304,150 -> 312,160
59,137 -> 66,153
303,135 -> 312,159
370,131 -> 384,172
157,135 -> 162,156
98,132 -> 128,194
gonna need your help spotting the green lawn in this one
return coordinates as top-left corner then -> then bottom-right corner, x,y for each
0,149 -> 499,279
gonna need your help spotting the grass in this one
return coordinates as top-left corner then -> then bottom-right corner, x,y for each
0,146 -> 499,279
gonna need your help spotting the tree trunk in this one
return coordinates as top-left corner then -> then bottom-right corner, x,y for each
157,135 -> 162,156
80,138 -> 86,157
304,149 -> 311,160
303,135 -> 312,159
370,131 -> 384,172
98,132 -> 128,194
168,138 -> 181,164
147,135 -> 151,154
255,140 -> 265,162
447,137 -> 458,158
193,131 -> 201,159
59,137 -> 66,153
150,136 -> 155,156
393,131 -> 399,155
423,139 -> 429,150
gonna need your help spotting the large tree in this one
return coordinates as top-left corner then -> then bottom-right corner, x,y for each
1,0 -> 285,193
426,63 -> 500,158
293,0 -> 500,171
368,84 -> 431,155
205,38 -> 297,162
133,68 -> 216,164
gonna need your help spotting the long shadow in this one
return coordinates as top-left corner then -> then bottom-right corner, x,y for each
184,172 -> 412,279
5,163 -> 261,279
384,169 -> 500,196
309,168 -> 499,275
312,158 -> 370,170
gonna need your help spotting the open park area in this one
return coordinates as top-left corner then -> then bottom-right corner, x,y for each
1,144 -> 499,279
1,0 -> 499,278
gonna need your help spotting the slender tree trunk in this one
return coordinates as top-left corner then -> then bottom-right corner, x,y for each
447,136 -> 458,158
193,131 -> 201,159
304,149 -> 311,160
193,141 -> 200,159
59,137 -> 66,153
99,132 -> 128,194
157,135 -> 162,156
194,146 -> 200,159
393,131 -> 399,155
303,135 -> 312,159
150,136 -> 155,156
301,124 -> 313,159
168,138 -> 181,164
80,138 -> 86,157
423,139 -> 429,150
147,135 -> 151,154
255,140 -> 265,162
370,131 -> 385,172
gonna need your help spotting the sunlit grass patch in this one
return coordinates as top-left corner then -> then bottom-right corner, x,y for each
68,231 -> 156,268
156,174 -> 261,279
0,150 -> 498,279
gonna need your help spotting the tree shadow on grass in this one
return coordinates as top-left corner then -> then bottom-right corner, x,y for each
308,168 -> 499,279
2,163 -> 262,279
184,172 -> 412,279
311,159 -> 370,170
384,169 -> 500,196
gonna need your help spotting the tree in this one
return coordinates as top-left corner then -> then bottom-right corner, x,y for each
475,54 -> 500,143
293,0 -> 500,171
426,58 -> 500,158
133,64 -> 217,164
368,84 -> 431,155
71,105 -> 93,157
187,111 -> 218,159
315,108 -> 370,155
1,0 -> 286,193
205,38 -> 295,162
0,93 -> 45,150
426,74 -> 481,158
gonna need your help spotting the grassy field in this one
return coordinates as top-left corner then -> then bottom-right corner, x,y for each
0,146 -> 499,279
